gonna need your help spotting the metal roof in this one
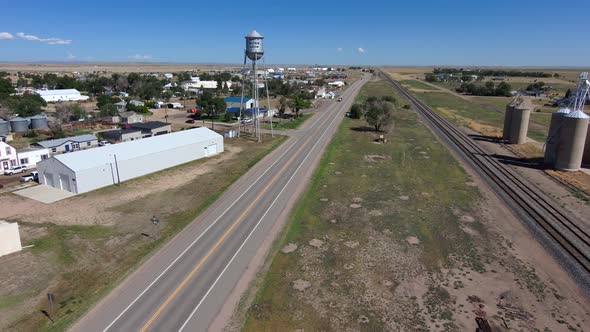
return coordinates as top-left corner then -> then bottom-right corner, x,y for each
129,121 -> 169,130
565,110 -> 590,119
51,128 -> 221,172
245,30 -> 263,38
36,89 -> 81,96
35,134 -> 98,148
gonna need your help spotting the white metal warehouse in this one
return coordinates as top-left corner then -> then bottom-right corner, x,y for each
36,127 -> 223,194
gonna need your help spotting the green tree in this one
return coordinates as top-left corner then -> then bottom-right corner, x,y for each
364,100 -> 394,132
0,77 -> 14,97
291,95 -> 311,118
350,103 -> 362,119
278,96 -> 288,119
99,103 -> 118,117
6,94 -> 47,116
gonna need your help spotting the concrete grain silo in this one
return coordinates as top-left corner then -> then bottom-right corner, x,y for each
0,119 -> 9,135
544,108 -> 570,166
555,110 -> 589,171
503,97 -> 532,144
502,103 -> 514,141
583,123 -> 590,165
9,117 -> 29,133
30,114 -> 49,129
507,97 -> 533,144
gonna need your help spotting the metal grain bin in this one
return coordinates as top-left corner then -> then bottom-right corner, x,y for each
0,119 -> 9,135
9,117 -> 29,133
30,114 -> 49,129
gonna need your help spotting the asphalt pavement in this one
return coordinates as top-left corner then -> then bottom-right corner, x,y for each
69,76 -> 368,332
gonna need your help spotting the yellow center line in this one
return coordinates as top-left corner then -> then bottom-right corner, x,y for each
138,123 -> 323,331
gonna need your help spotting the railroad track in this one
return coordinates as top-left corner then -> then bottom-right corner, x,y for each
379,70 -> 590,278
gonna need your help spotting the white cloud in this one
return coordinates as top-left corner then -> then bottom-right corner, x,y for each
357,47 -> 366,54
16,32 -> 71,45
336,47 -> 343,52
0,32 -> 14,40
128,54 -> 153,60
66,52 -> 76,60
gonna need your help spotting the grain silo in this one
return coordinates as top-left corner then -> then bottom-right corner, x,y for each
555,110 -> 589,171
9,117 -> 29,133
506,97 -> 532,144
583,123 -> 590,165
30,114 -> 49,129
544,108 -> 570,166
502,103 -> 513,141
0,119 -> 9,135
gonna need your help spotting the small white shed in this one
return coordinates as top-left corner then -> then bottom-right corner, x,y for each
0,221 -> 22,257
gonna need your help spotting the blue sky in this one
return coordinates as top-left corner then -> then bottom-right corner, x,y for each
1,0 -> 589,66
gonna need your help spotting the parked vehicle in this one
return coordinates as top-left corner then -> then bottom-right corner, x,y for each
20,171 -> 38,182
337,97 -> 343,102
185,119 -> 195,124
99,141 -> 112,146
4,165 -> 27,175
241,117 -> 253,124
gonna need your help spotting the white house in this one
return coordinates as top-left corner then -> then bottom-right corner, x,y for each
0,221 -> 22,257
164,73 -> 173,79
315,88 -> 327,99
224,97 -> 255,110
325,91 -> 336,99
35,89 -> 90,102
328,81 -> 346,88
34,134 -> 99,155
37,128 -> 224,194
16,148 -> 50,168
0,142 -> 19,172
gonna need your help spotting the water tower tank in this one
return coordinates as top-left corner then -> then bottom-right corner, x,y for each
30,114 -> 49,129
0,119 -> 9,135
9,117 -> 29,133
544,108 -> 570,166
245,30 -> 264,61
555,110 -> 589,171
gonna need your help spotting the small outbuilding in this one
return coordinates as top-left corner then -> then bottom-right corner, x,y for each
36,127 -> 224,194
224,97 -> 255,110
0,221 -> 22,257
130,121 -> 171,137
120,111 -> 144,124
100,129 -> 143,143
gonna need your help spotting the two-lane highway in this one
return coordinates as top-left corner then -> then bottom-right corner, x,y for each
70,76 -> 367,332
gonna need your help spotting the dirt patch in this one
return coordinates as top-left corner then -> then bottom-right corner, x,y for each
281,243 -> 298,254
363,154 -> 389,162
292,279 -> 311,292
349,203 -> 362,209
406,236 -> 420,245
308,239 -> 324,248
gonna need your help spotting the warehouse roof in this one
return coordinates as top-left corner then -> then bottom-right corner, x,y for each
34,134 -> 98,149
35,89 -> 81,96
51,128 -> 221,172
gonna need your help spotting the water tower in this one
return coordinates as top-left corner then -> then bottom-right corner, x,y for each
239,30 -> 273,141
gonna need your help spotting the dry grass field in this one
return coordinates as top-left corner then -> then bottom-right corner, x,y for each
240,79 -> 590,332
